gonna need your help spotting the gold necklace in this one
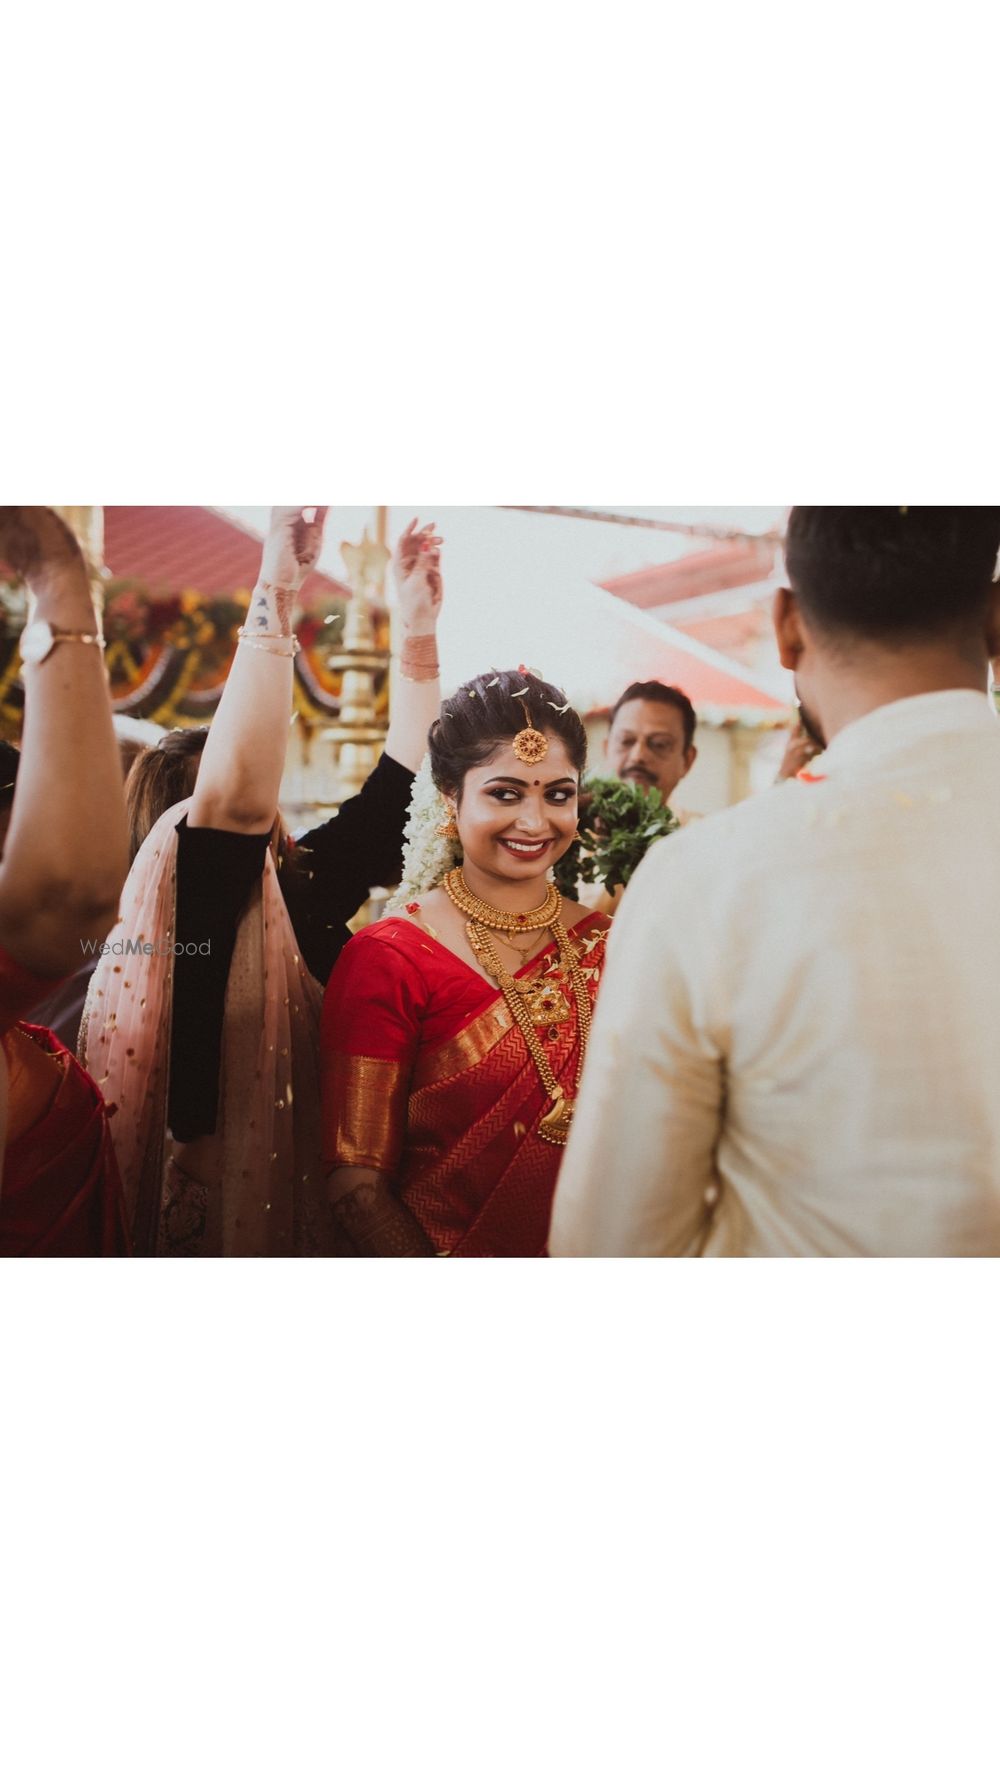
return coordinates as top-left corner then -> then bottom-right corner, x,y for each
443,868 -> 560,933
444,863 -> 556,975
444,872 -> 593,1147
466,924 -> 592,1146
494,926 -> 543,961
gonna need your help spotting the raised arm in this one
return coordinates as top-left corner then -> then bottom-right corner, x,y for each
0,508 -> 128,977
384,518 -> 444,773
188,506 -> 328,833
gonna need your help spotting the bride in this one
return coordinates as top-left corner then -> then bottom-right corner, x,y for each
321,667 -> 611,1256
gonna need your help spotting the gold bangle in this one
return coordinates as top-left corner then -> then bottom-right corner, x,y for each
236,627 -> 300,657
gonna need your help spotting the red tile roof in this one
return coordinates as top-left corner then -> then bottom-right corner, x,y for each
103,506 -> 349,604
586,644 -> 783,714
599,539 -> 775,610
672,607 -> 773,666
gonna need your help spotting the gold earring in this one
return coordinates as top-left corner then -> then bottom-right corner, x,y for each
437,803 -> 459,840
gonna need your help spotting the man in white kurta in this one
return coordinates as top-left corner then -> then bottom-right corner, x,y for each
550,507 -> 1000,1258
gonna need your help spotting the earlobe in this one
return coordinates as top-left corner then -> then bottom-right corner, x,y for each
773,587 -> 804,671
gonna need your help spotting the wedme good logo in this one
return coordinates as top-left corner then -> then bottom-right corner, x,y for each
81,936 -> 211,957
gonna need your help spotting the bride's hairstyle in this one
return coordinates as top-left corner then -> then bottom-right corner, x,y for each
428,669 -> 587,798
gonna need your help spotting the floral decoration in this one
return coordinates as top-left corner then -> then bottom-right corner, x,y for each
385,755 -> 462,912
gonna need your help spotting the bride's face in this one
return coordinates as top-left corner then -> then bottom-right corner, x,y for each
454,736 -> 579,884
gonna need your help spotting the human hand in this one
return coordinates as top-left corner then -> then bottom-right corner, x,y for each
259,506 -> 329,596
776,721 -> 823,781
0,507 -> 89,590
0,507 -> 97,628
392,518 -> 443,635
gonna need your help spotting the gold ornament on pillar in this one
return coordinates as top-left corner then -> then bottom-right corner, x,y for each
321,513 -> 391,800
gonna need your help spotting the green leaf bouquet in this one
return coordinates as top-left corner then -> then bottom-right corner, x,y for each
553,775 -> 681,899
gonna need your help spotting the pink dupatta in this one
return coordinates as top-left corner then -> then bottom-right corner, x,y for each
80,797 -> 328,1255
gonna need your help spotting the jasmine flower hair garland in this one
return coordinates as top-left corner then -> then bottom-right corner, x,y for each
385,754 -> 462,913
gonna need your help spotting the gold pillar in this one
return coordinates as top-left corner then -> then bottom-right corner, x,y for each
322,516 -> 390,800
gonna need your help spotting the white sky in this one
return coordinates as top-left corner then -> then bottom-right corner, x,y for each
223,506 -> 791,709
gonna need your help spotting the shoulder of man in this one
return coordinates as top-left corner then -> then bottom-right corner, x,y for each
630,777 -> 822,892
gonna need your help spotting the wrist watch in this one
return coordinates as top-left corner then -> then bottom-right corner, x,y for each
20,620 -> 106,665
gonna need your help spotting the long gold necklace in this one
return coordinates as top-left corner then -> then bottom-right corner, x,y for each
443,869 -> 593,1147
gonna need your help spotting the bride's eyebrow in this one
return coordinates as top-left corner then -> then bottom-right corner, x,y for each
484,775 -> 576,787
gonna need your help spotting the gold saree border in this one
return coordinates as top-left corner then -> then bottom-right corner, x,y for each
412,1000 -> 515,1090
323,1051 -> 410,1170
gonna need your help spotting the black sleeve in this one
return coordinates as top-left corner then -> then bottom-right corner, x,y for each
168,816 -> 270,1142
282,751 -> 415,987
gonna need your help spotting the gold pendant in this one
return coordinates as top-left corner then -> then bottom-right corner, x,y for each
538,1092 -> 574,1146
518,976 -> 571,1029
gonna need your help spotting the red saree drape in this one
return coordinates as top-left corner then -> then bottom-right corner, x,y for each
0,1025 -> 129,1256
321,912 -> 610,1257
0,945 -> 129,1257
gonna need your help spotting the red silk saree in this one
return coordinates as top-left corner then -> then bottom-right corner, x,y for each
0,946 -> 129,1257
321,912 -> 610,1257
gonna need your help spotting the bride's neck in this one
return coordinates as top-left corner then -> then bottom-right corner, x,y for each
459,860 -> 552,913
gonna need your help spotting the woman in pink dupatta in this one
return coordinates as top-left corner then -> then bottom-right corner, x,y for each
81,507 -> 446,1255
80,796 -> 325,1255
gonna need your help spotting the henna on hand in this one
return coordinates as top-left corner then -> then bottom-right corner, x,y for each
273,584 -> 295,633
0,507 -> 82,580
327,1169 -> 437,1257
0,507 -> 95,623
392,517 -> 444,635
